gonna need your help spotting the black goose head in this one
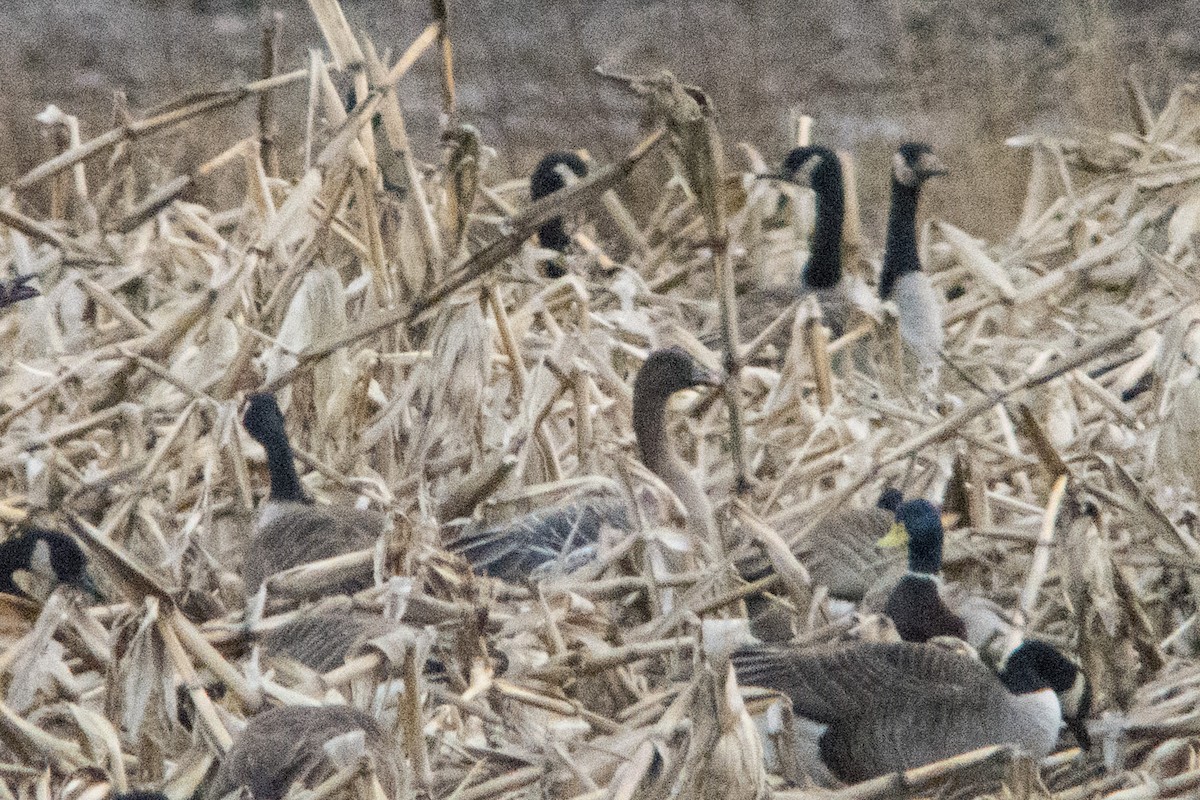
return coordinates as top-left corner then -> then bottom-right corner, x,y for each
779,146 -> 846,291
530,151 -> 589,278
0,527 -> 100,600
243,393 -> 287,447
781,146 -> 842,195
1002,639 -> 1093,749
891,142 -> 948,189
877,498 -> 943,574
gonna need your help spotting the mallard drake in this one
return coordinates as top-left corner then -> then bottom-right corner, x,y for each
732,638 -> 1081,783
447,347 -> 719,580
207,705 -> 402,800
876,499 -> 967,642
0,527 -> 100,600
880,142 -> 946,374
529,151 -> 588,278
241,394 -> 386,596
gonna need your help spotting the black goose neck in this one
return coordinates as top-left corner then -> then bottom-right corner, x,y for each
880,179 -> 923,300
803,170 -> 845,290
254,425 -> 309,504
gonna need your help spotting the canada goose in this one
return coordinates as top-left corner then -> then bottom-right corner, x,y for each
780,145 -> 849,337
241,393 -> 386,596
876,499 -> 967,643
732,638 -> 1080,783
447,347 -> 719,580
207,705 -> 402,800
262,612 -> 391,672
0,527 -> 100,600
529,151 -> 588,278
879,142 -> 946,372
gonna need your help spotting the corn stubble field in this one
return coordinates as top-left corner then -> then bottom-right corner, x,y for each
4,0 -> 1200,798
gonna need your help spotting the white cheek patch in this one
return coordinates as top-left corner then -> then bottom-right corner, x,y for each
892,152 -> 916,187
1059,672 -> 1087,717
30,539 -> 53,579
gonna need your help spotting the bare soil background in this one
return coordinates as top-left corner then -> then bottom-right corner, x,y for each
1,0 -> 1198,241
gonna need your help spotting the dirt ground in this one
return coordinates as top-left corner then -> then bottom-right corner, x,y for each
2,0 -> 1199,242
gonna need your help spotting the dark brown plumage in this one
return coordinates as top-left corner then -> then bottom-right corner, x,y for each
262,613 -> 391,672
207,705 -> 402,800
733,640 -> 1068,783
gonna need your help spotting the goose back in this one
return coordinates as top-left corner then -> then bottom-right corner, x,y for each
263,612 -> 391,672
448,496 -> 629,583
243,504 -> 385,595
732,641 -> 1062,783
738,504 -> 900,602
207,705 -> 402,800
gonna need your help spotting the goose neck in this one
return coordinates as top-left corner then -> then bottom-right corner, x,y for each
803,178 -> 845,291
256,426 -> 309,503
632,386 -> 716,541
880,180 -> 922,300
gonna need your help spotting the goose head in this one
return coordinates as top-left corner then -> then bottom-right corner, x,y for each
1,527 -> 100,601
891,142 -> 948,189
530,151 -> 589,278
243,393 -> 288,447
877,498 -> 943,574
876,487 -> 904,513
1002,639 -> 1093,749
633,347 -> 720,404
780,145 -> 843,195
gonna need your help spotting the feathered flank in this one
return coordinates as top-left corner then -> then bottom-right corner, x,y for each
206,705 -> 403,800
732,639 -> 1075,783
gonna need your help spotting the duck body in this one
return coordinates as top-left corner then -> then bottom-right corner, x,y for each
207,705 -> 401,800
241,394 -> 384,596
733,639 -> 1069,783
876,499 -> 967,643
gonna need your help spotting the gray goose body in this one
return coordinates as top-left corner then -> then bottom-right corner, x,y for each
447,496 -> 630,583
448,348 -> 717,583
207,705 -> 401,800
241,394 -> 383,596
733,641 -> 1064,783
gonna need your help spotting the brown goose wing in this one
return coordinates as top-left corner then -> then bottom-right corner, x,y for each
208,706 -> 399,800
243,505 -> 385,594
732,641 -> 997,723
263,613 -> 390,672
738,507 -> 899,601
